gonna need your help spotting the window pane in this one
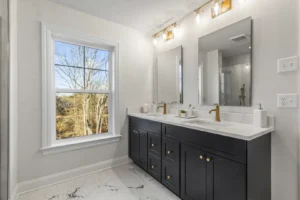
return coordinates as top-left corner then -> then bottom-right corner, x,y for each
55,41 -> 84,67
56,93 -> 109,140
85,69 -> 109,90
55,66 -> 84,89
85,47 -> 109,70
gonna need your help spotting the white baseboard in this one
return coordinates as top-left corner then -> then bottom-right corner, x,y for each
9,185 -> 18,200
16,156 -> 131,196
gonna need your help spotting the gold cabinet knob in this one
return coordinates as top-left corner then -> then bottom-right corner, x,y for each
151,165 -> 156,169
151,144 -> 155,147
206,158 -> 211,162
199,155 -> 203,160
167,175 -> 172,180
167,150 -> 172,155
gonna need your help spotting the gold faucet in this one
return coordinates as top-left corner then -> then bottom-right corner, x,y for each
157,102 -> 167,115
209,104 -> 221,122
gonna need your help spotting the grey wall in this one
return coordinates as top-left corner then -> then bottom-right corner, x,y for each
9,0 -> 18,198
17,0 -> 153,182
155,0 -> 299,200
0,0 -> 9,199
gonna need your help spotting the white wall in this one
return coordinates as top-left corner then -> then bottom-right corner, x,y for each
155,0 -> 299,200
17,0 -> 153,182
9,0 -> 18,197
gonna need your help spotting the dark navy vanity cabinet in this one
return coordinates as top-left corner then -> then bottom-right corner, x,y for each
129,116 -> 271,200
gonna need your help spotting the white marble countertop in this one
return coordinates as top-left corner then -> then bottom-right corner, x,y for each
128,113 -> 275,141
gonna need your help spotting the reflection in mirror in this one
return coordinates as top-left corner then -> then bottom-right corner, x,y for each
157,46 -> 183,104
198,18 -> 252,106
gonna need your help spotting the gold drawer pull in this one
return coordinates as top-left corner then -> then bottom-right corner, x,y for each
199,155 -> 204,160
151,165 -> 156,169
151,144 -> 156,147
206,158 -> 211,162
167,150 -> 172,155
167,175 -> 172,180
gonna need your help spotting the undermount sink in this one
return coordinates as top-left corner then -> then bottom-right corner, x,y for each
146,113 -> 164,117
184,119 -> 232,127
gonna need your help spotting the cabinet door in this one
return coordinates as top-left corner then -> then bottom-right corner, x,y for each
130,128 -> 140,163
181,145 -> 207,200
206,153 -> 246,200
139,130 -> 148,170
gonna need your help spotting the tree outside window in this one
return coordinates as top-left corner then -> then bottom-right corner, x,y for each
54,41 -> 110,140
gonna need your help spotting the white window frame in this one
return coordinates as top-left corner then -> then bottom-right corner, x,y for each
41,24 -> 120,155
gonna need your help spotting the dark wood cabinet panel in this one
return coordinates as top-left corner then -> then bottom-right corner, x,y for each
162,123 -> 247,164
148,154 -> 161,181
139,129 -> 148,170
162,161 -> 180,195
129,127 -> 148,170
148,120 -> 162,135
130,128 -> 140,163
206,153 -> 246,200
181,145 -> 207,200
148,132 -> 162,158
128,116 -> 271,200
162,137 -> 180,168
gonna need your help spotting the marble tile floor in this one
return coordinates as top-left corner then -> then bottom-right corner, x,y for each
18,163 -> 181,200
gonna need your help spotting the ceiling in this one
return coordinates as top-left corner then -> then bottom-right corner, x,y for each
50,0 -> 210,35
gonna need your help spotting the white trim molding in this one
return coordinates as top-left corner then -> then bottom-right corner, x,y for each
15,156 -> 131,196
41,134 -> 121,155
9,185 -> 18,200
41,23 -> 120,154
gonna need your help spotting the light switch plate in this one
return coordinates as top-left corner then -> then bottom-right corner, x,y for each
277,56 -> 299,73
277,94 -> 298,108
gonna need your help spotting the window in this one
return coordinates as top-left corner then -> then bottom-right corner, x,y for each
42,25 -> 120,155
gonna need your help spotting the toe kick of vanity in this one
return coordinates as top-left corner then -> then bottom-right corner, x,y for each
128,116 -> 271,200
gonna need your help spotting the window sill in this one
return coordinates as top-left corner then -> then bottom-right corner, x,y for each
41,134 -> 121,156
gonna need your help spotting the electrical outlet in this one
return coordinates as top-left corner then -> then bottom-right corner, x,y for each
277,94 -> 298,108
277,56 -> 299,73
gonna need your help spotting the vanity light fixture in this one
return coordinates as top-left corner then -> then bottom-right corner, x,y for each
212,0 -> 222,16
152,23 -> 177,44
153,0 -> 232,44
194,0 -> 232,22
211,0 -> 232,18
153,37 -> 158,45
194,0 -> 212,24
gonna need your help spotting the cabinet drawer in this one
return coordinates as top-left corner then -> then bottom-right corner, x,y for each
148,154 -> 161,182
162,161 -> 180,196
148,120 -> 161,135
130,117 -> 161,135
148,132 -> 161,158
163,124 -> 247,164
130,117 -> 148,129
162,138 -> 180,168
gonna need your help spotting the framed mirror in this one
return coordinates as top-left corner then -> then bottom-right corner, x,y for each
157,46 -> 183,104
198,18 -> 252,106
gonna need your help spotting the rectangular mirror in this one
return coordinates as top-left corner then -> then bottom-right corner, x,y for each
198,18 -> 252,106
157,46 -> 183,103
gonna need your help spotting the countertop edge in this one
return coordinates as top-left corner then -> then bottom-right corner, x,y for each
128,113 -> 274,141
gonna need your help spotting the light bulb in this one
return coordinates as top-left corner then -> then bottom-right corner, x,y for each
214,3 -> 220,16
196,13 -> 200,24
163,32 -> 167,40
153,38 -> 158,45
173,27 -> 177,36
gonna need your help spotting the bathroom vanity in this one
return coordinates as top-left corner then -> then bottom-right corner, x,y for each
128,114 -> 273,200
